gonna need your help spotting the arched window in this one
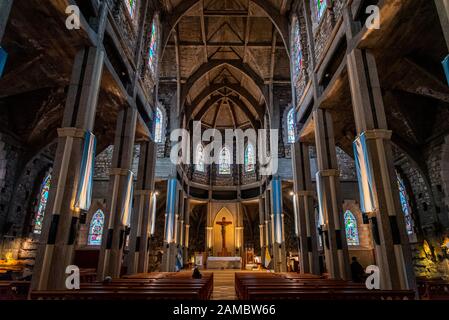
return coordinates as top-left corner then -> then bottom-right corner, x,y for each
291,16 -> 303,81
245,143 -> 256,173
196,144 -> 205,172
397,175 -> 414,235
88,209 -> 105,246
148,16 -> 159,76
287,108 -> 295,143
219,147 -> 231,175
344,210 -> 360,246
125,0 -> 137,18
316,0 -> 327,21
33,172 -> 52,234
154,107 -> 163,143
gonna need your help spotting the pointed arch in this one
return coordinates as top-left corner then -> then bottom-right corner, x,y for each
315,0 -> 327,21
33,172 -> 52,234
88,209 -> 105,246
291,15 -> 303,82
344,210 -> 359,246
219,146 -> 231,175
397,174 -> 414,235
148,14 -> 160,77
196,144 -> 205,172
124,0 -> 137,18
287,108 -> 295,143
154,107 -> 163,143
245,143 -> 256,173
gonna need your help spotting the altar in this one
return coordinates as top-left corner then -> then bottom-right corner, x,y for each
206,256 -> 242,269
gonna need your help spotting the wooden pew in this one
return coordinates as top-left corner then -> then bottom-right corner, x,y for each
417,279 -> 449,300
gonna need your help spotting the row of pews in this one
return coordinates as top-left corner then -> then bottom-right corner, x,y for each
29,272 -> 213,300
235,273 -> 416,300
417,278 -> 449,300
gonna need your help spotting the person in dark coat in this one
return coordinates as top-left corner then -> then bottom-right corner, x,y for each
350,257 -> 365,283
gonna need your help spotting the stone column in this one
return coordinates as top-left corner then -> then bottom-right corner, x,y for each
97,107 -> 137,279
292,141 -> 320,275
0,0 -> 13,44
161,177 -> 178,271
313,109 -> 350,280
435,0 -> 449,50
258,195 -> 266,265
127,140 -> 157,274
206,202 -> 213,254
183,197 -> 190,262
346,47 -> 415,290
264,190 -> 272,261
31,45 -> 105,290
270,176 -> 287,272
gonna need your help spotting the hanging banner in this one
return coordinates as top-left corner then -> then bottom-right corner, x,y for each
149,192 -> 157,236
271,177 -> 283,244
0,47 -> 7,78
353,133 -> 376,213
74,131 -> 97,211
442,55 -> 449,86
292,193 -> 299,237
121,170 -> 134,226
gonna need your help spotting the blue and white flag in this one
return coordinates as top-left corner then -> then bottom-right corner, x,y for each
121,170 -> 134,226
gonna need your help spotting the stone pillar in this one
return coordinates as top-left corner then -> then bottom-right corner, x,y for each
0,0 -> 13,44
97,107 -> 137,279
346,47 -> 415,290
270,176 -> 287,272
127,140 -> 157,274
313,109 -> 350,280
206,202 -> 213,254
264,191 -> 272,261
258,195 -> 266,265
161,177 -> 178,271
292,141 -> 320,275
31,46 -> 104,290
183,197 -> 190,262
435,0 -> 449,50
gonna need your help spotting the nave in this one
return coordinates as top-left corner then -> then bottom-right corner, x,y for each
1,0 -> 449,302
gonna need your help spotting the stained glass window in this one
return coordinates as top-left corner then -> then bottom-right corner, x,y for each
88,209 -> 105,246
148,17 -> 159,75
154,107 -> 163,143
33,173 -> 51,234
287,108 -> 295,143
245,143 -> 255,173
344,210 -> 359,246
316,0 -> 327,21
291,17 -> 303,81
125,0 -> 137,18
397,175 -> 414,235
219,147 -> 231,175
196,144 -> 205,172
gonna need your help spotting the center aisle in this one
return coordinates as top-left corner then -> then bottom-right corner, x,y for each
210,270 -> 238,300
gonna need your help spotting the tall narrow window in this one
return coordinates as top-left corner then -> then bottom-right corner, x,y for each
291,17 -> 303,81
245,143 -> 256,173
316,0 -> 327,21
219,147 -> 231,175
344,210 -> 359,246
88,209 -> 105,246
154,107 -> 163,143
397,175 -> 414,235
33,173 -> 52,234
125,0 -> 137,18
196,144 -> 205,172
148,16 -> 159,76
287,108 -> 295,143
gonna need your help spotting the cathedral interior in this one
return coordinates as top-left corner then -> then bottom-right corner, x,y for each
0,0 -> 449,301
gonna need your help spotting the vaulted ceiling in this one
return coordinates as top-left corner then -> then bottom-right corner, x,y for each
159,0 -> 292,129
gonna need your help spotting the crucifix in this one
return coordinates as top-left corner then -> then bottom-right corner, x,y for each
216,217 -> 232,255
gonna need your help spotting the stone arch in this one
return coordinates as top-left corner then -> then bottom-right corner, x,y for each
78,199 -> 107,247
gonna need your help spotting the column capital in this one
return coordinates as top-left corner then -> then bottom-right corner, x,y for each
317,169 -> 339,177
361,129 -> 392,140
57,127 -> 86,138
134,190 -> 153,196
297,190 -> 316,197
110,168 -> 132,176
